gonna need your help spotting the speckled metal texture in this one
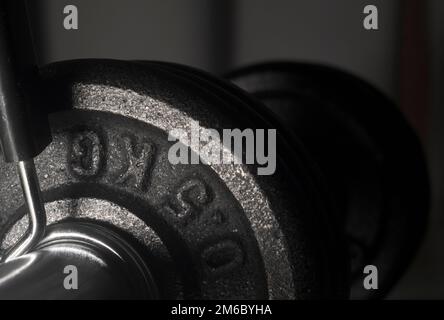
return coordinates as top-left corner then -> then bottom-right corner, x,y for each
0,60 -> 347,299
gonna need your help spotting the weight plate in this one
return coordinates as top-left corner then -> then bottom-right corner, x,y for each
0,60 -> 347,299
145,60 -> 349,297
228,62 -> 429,299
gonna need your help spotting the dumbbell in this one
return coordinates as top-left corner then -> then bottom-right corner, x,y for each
228,62 -> 430,299
0,59 -> 428,300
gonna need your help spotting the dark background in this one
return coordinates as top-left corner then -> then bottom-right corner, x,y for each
26,0 -> 444,299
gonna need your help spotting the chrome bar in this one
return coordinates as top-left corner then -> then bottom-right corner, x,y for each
3,159 -> 46,262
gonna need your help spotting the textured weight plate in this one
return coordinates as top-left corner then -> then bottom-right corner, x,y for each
143,60 -> 349,297
228,62 -> 429,299
0,60 -> 347,299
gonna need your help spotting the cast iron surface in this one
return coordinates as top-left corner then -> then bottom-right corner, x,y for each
0,60 -> 348,299
228,62 -> 430,299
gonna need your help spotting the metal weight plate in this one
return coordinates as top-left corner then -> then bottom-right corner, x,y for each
228,62 -> 430,299
145,60 -> 350,296
0,60 -> 347,299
